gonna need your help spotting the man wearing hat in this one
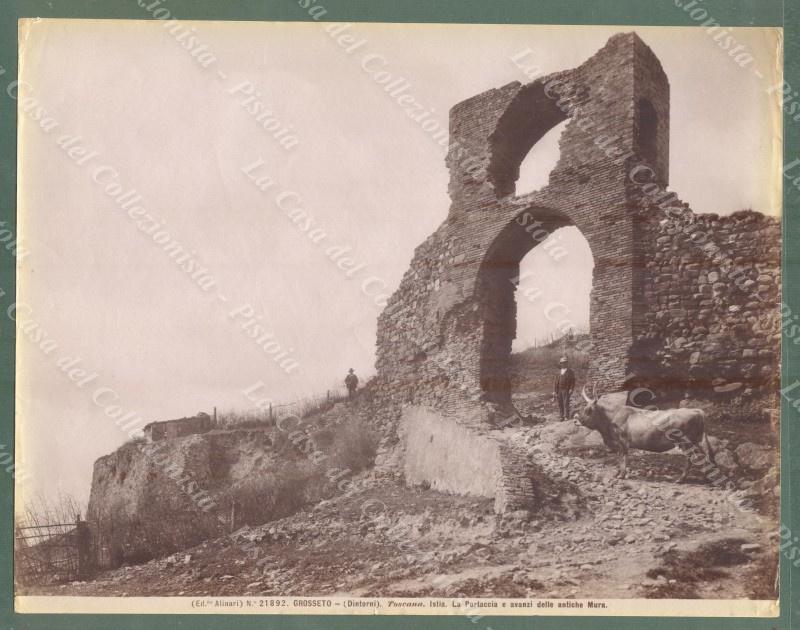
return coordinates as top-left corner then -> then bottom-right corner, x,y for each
553,357 -> 575,421
345,368 -> 359,401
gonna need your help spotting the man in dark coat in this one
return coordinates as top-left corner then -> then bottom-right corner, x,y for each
345,368 -> 358,400
554,356 -> 576,421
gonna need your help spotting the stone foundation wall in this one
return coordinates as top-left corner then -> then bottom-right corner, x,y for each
399,406 -> 540,513
400,406 -> 501,499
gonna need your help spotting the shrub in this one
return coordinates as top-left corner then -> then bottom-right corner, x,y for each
90,503 -> 224,568
297,389 -> 349,420
217,409 -> 273,429
229,464 -> 318,527
17,492 -> 83,529
328,420 -> 379,473
226,420 -> 379,528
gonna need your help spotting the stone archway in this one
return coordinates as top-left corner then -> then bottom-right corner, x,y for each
376,32 -> 671,416
476,207 -> 582,404
372,32 -> 780,513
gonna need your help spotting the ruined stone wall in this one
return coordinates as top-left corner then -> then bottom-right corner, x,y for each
88,429 -> 276,566
400,405 -> 541,513
370,32 -> 781,512
164,414 -> 213,439
145,413 -> 213,442
400,406 -> 502,500
376,32 -> 671,418
633,204 -> 781,397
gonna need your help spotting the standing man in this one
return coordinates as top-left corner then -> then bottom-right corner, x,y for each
554,356 -> 575,421
345,368 -> 359,401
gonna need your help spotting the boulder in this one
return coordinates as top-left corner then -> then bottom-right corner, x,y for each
734,442 -> 773,472
714,448 -> 738,472
743,466 -> 780,498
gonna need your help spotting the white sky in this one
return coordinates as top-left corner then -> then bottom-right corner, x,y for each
16,21 -> 781,508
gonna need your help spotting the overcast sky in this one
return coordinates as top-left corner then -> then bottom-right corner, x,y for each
16,21 -> 781,509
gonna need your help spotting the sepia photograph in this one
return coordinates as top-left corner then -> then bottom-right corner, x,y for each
11,16 -> 784,617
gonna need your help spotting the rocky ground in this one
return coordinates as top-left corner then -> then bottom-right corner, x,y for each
26,394 -> 779,600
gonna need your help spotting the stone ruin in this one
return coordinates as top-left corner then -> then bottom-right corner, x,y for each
143,412 -> 213,442
368,33 -> 780,513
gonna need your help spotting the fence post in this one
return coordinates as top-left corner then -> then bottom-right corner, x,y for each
269,404 -> 273,423
75,518 -> 92,578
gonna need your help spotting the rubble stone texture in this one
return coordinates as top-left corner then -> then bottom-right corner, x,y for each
371,33 -> 780,511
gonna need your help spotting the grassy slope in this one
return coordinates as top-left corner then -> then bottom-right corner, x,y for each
509,335 -> 591,394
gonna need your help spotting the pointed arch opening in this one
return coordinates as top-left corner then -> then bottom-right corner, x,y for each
476,210 -> 595,406
487,82 -> 569,197
515,118 -> 569,195
510,226 -> 594,405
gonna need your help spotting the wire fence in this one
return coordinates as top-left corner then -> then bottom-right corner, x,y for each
219,386 -> 352,429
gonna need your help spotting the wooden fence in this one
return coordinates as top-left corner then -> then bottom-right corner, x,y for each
15,518 -> 93,585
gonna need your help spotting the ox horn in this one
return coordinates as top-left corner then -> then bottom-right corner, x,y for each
591,383 -> 599,401
582,385 -> 591,403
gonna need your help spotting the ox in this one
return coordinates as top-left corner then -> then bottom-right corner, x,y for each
577,386 -> 716,482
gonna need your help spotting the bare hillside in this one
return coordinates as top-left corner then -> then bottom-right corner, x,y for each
26,393 -> 778,600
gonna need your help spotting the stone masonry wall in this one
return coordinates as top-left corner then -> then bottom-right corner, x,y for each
633,202 -> 781,397
370,32 -> 781,511
400,405 -> 542,513
377,32 -> 663,415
